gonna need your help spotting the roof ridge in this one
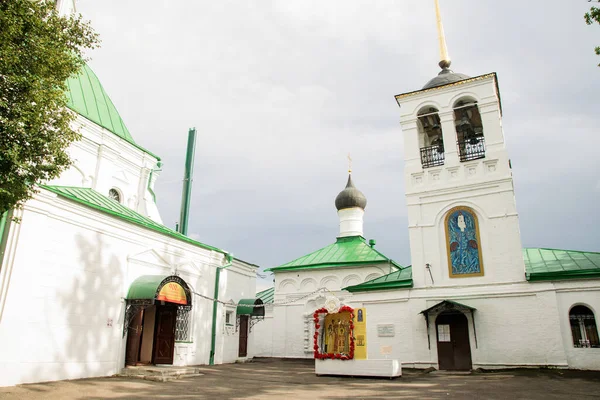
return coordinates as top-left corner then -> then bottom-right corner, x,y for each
524,247 -> 600,255
266,235 -> 397,272
41,184 -> 230,256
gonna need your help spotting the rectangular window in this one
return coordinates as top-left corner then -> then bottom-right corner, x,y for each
438,324 -> 451,342
226,311 -> 233,326
175,306 -> 192,342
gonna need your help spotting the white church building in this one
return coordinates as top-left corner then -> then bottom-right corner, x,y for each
0,0 -> 262,387
253,4 -> 600,372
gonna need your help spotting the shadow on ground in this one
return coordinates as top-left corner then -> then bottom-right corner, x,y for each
1,358 -> 600,400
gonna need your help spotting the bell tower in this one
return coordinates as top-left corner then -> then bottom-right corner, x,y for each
394,0 -> 525,288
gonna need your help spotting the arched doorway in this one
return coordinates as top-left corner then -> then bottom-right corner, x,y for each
124,275 -> 192,366
435,311 -> 472,370
236,298 -> 265,358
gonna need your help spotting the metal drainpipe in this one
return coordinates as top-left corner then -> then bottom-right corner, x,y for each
209,253 -> 233,365
147,161 -> 163,203
178,128 -> 197,236
0,211 -> 12,274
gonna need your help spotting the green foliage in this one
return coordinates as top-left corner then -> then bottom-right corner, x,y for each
585,1 -> 600,66
0,0 -> 99,215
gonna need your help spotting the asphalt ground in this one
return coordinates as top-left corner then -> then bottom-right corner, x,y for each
1,358 -> 599,400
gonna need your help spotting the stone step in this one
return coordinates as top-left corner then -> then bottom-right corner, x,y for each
119,366 -> 203,381
124,373 -> 203,382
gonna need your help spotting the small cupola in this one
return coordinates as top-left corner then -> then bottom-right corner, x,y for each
422,0 -> 470,90
335,173 -> 367,238
335,174 -> 367,211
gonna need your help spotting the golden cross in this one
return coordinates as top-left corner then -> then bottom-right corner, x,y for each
347,153 -> 352,174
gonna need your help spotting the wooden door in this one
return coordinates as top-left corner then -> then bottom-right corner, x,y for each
152,305 -> 177,365
436,312 -> 472,371
125,309 -> 144,366
238,315 -> 249,357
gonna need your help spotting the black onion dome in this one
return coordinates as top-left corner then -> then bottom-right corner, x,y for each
423,67 -> 470,90
335,175 -> 367,211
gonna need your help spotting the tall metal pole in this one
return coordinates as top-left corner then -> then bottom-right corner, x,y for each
178,128 -> 197,236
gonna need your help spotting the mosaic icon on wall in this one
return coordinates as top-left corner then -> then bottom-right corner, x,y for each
445,206 -> 484,277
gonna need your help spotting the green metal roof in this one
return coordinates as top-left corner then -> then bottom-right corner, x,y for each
65,64 -> 160,160
236,299 -> 265,317
265,236 -> 400,272
66,64 -> 133,142
41,185 -> 227,255
256,287 -> 274,304
127,275 -> 170,300
344,266 -> 413,292
524,248 -> 600,282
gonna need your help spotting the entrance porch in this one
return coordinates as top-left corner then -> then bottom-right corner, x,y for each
123,275 -> 193,367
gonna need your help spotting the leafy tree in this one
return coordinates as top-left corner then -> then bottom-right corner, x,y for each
0,0 -> 99,216
585,1 -> 600,66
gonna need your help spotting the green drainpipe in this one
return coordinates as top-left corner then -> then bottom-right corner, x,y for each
147,161 -> 163,203
209,253 -> 233,365
0,211 -> 13,274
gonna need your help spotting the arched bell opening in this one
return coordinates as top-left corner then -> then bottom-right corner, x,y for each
123,275 -> 193,366
417,107 -> 445,168
453,98 -> 485,162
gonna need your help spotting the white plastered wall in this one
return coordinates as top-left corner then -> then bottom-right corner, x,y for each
254,263 -> 394,358
554,281 -> 600,370
342,282 -> 571,369
397,75 -> 525,289
47,115 -> 163,223
215,260 -> 259,364
0,190 -> 256,386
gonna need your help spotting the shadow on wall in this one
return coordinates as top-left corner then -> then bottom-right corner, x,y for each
25,232 -> 124,383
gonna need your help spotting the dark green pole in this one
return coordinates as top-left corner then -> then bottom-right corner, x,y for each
178,128 -> 197,236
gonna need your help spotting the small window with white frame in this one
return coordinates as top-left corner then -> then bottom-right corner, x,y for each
570,305 -> 599,348
225,311 -> 234,326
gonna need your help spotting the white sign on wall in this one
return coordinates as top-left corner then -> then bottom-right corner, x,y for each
377,324 -> 395,337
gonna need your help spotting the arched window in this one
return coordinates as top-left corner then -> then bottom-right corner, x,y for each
417,107 -> 444,168
453,99 -> 485,162
570,305 -> 600,348
108,188 -> 121,203
445,206 -> 484,278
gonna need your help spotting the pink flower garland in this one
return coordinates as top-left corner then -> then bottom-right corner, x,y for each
313,305 -> 355,360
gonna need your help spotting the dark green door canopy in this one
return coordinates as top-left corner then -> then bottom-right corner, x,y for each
236,299 -> 265,318
420,300 -> 476,316
420,300 -> 478,349
126,275 -> 192,306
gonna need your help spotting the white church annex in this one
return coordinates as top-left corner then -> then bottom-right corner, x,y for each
0,1 -> 262,387
253,1 -> 600,372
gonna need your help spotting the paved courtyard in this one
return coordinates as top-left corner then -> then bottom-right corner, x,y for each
1,358 -> 599,400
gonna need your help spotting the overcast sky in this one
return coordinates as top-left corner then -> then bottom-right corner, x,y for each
75,0 -> 599,290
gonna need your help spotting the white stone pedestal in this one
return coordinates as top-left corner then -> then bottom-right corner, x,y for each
315,359 -> 401,378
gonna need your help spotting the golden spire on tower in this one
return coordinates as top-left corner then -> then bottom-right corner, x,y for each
434,0 -> 451,69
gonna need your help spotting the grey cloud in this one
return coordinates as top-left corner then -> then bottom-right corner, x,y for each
76,0 -> 600,271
